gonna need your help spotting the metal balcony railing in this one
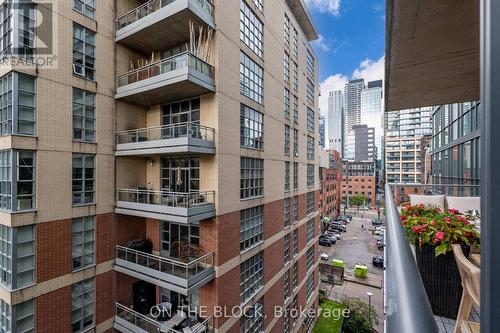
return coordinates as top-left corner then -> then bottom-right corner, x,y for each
116,52 -> 215,88
116,245 -> 214,281
117,189 -> 215,208
116,0 -> 214,30
117,123 -> 215,145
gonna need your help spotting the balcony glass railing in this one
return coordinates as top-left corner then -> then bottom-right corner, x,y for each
117,52 -> 215,88
117,189 -> 215,208
116,0 -> 214,30
116,245 -> 214,281
117,123 -> 215,145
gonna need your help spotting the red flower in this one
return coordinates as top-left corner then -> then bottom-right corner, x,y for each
449,208 -> 460,214
434,231 -> 445,243
444,217 -> 451,224
401,215 -> 407,221
465,231 -> 471,238
411,225 -> 426,234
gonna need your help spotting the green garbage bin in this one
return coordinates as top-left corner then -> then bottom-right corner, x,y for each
332,259 -> 345,268
354,264 -> 368,278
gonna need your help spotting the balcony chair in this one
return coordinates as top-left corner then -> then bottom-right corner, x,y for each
452,244 -> 480,333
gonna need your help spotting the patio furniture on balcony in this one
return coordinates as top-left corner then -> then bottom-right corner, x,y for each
116,123 -> 215,156
453,244 -> 481,333
115,0 -> 215,53
116,52 -> 215,107
116,189 -> 215,224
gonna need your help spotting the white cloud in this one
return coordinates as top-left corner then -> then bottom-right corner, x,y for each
313,34 -> 333,52
319,73 -> 348,116
305,0 -> 341,16
352,56 -> 385,83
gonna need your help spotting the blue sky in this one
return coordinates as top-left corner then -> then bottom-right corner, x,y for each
305,0 -> 386,113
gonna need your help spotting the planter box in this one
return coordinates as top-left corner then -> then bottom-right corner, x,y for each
415,244 -> 468,319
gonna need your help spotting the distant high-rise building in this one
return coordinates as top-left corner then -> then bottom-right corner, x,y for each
361,80 -> 383,158
343,79 -> 365,154
385,107 -> 433,183
344,125 -> 377,161
319,116 -> 325,147
328,90 -> 343,155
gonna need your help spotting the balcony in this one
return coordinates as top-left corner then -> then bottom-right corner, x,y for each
116,0 -> 215,53
115,245 -> 215,295
116,52 -> 215,107
114,303 -> 213,333
116,189 -> 215,224
116,123 -> 215,156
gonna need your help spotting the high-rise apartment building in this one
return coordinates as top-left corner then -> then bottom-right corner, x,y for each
360,80 -> 383,158
385,107 -> 433,183
0,1 -> 321,333
319,116 -> 325,147
328,90 -> 343,155
343,79 -> 365,154
344,125 -> 377,161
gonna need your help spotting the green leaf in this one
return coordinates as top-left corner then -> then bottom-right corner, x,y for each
435,243 -> 448,257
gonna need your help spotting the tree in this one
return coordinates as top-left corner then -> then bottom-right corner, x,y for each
341,298 -> 379,333
349,194 -> 367,212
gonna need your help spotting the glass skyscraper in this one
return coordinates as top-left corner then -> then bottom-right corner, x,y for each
361,80 -> 383,158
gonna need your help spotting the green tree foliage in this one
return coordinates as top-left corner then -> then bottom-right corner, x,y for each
341,298 -> 378,333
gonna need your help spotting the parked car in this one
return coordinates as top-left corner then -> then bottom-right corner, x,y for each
320,253 -> 329,261
324,231 -> 340,240
329,224 -> 346,232
319,236 -> 333,247
375,230 -> 385,236
322,234 -> 337,244
372,219 -> 384,226
372,256 -> 384,267
334,219 -> 348,225
336,217 -> 350,223
339,214 -> 352,221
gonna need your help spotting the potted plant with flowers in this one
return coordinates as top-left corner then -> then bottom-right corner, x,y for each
401,204 -> 480,318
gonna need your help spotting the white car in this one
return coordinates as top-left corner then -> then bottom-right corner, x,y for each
320,253 -> 329,261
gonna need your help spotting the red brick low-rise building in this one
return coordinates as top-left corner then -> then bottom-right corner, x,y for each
341,160 -> 378,208
319,150 -> 342,220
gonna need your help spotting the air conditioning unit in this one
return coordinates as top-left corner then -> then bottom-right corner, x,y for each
73,64 -> 84,76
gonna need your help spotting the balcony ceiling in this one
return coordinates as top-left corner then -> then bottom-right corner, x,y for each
385,0 -> 480,111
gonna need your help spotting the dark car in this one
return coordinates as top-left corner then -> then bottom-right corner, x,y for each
329,224 -> 346,232
322,234 -> 337,244
333,219 -> 348,225
372,256 -> 384,267
372,219 -> 384,226
319,237 -> 333,247
336,217 -> 350,224
377,243 -> 385,250
339,214 -> 352,221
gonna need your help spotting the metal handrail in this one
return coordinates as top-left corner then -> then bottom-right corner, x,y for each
117,123 -> 215,144
117,189 -> 215,208
116,245 -> 214,280
384,183 -> 439,333
116,0 -> 214,30
116,52 -> 215,87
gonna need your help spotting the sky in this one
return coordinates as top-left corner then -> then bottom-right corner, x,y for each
304,0 -> 386,116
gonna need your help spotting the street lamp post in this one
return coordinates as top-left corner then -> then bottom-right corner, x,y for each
366,291 -> 374,329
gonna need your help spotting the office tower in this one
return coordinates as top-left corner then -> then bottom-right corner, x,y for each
385,107 -> 433,183
0,1 -> 321,332
344,125 -> 377,161
361,80 -> 383,158
343,79 -> 365,154
430,102 -> 480,193
319,116 -> 325,147
328,90 -> 343,155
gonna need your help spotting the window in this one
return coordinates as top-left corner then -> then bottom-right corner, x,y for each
0,72 -> 36,136
293,162 -> 298,190
293,129 -> 298,155
307,79 -> 315,106
306,246 -> 314,271
284,305 -> 290,333
71,278 -> 95,333
74,0 -> 96,19
283,52 -> 290,82
292,295 -> 298,326
284,161 -> 290,191
292,27 -> 298,58
73,24 -> 96,80
0,1 -> 36,60
284,197 -> 290,227
307,107 -> 315,133
72,216 -> 95,271
307,219 -> 314,244
0,225 -> 35,290
240,252 -> 264,303
240,51 -> 263,104
240,206 -> 264,251
307,49 -> 315,79
0,150 -> 35,211
307,164 -> 313,186
284,233 -> 290,264
284,125 -> 290,155
240,0 -> 263,57
293,195 -> 298,222
292,262 -> 298,289
307,137 -> 314,161
284,88 -> 290,119
293,229 -> 298,257
240,157 -> 264,199
292,62 -> 298,91
283,269 -> 290,302
306,275 -> 314,302
73,88 -> 96,142
240,298 -> 264,333
293,95 -> 298,123
72,154 -> 95,205
160,156 -> 199,192
241,104 -> 263,150
0,299 -> 34,332
307,191 -> 315,214
283,14 -> 290,47
251,0 -> 263,11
